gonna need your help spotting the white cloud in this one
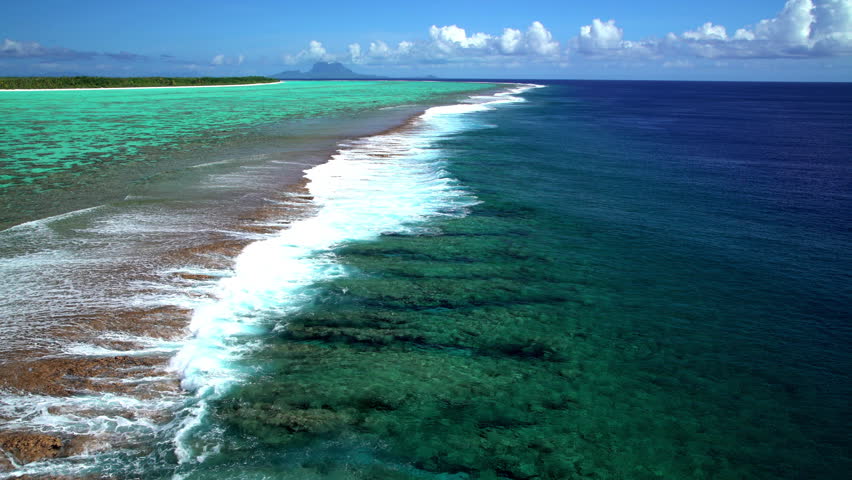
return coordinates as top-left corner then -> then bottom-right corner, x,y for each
499,28 -> 523,54
810,0 -> 852,53
429,25 -> 493,53
337,21 -> 560,65
526,21 -> 560,56
753,0 -> 815,46
422,22 -> 559,58
691,0 -> 852,57
425,21 -> 561,59
734,29 -> 757,41
347,40 -> 416,63
283,40 -> 335,64
572,19 -> 655,57
349,43 -> 363,63
305,40 -> 330,59
211,54 -> 225,65
683,22 -> 728,41
278,2 -> 852,69
577,19 -> 625,54
369,40 -> 392,57
570,0 -> 852,59
398,41 -> 414,55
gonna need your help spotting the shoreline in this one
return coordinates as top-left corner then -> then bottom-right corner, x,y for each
0,80 -> 283,92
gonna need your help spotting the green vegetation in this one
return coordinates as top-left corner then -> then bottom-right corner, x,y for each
0,76 -> 279,90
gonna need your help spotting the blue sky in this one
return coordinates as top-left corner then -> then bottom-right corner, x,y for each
2,0 -> 851,80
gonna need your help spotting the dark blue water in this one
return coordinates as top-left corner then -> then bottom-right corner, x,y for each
166,81 -> 852,479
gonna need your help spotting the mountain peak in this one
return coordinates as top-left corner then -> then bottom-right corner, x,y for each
308,62 -> 353,75
271,62 -> 383,80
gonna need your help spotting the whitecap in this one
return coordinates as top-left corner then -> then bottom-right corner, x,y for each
168,83 -> 541,464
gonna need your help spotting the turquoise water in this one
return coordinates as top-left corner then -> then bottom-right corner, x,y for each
0,81 -> 497,228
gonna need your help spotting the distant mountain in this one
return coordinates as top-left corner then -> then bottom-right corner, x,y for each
271,62 -> 386,80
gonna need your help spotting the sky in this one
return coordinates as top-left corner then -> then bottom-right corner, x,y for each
2,0 -> 851,81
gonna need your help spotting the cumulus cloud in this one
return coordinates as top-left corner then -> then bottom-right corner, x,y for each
398,40 -> 414,55
571,0 -> 852,59
369,40 -> 392,57
306,40 -> 329,59
348,43 -> 363,63
279,1 -> 851,69
734,29 -> 757,41
346,40 -> 413,64
426,22 -> 559,57
525,21 -> 560,56
499,28 -> 523,54
571,19 -> 655,57
688,0 -> 851,57
753,0 -> 815,47
576,19 -> 625,54
429,25 -> 493,53
283,40 -> 335,64
683,22 -> 728,41
342,21 -> 560,65
810,0 -> 852,53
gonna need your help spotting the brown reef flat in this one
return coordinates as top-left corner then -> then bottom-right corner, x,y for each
0,431 -> 112,472
0,183 -> 318,474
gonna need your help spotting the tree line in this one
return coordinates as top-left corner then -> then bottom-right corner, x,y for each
0,76 -> 279,89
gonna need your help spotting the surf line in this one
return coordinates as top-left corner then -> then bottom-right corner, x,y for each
167,83 -> 542,465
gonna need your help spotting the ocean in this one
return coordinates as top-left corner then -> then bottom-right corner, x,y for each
0,80 -> 849,479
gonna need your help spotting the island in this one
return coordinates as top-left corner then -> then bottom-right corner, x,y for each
0,76 -> 280,90
271,62 -> 387,80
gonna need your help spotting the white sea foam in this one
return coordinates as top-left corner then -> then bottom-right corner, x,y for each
0,390 -> 181,479
0,204 -> 220,326
2,205 -> 105,233
189,160 -> 232,169
63,338 -> 182,357
168,83 -> 541,465
0,391 -> 177,439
